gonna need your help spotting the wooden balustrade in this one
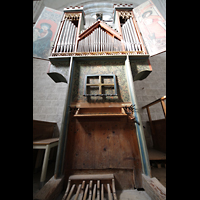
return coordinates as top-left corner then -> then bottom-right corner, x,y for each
142,96 -> 166,136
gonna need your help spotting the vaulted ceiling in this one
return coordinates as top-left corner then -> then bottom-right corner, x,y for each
43,0 -> 166,20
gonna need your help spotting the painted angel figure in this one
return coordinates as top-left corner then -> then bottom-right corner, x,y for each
140,10 -> 166,49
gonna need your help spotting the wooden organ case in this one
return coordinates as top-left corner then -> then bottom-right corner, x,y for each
34,1 -> 166,199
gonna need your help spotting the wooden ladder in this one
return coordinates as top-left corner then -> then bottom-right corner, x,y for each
62,174 -> 117,200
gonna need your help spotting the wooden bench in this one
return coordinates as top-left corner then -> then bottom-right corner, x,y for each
62,174 -> 117,200
33,138 -> 59,188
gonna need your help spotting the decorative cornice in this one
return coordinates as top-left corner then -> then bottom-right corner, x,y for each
51,51 -> 145,57
65,13 -> 80,20
118,11 -> 133,19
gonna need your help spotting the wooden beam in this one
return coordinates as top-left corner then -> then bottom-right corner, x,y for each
69,174 -> 114,180
99,21 -> 122,40
142,96 -> 166,109
70,102 -> 132,108
78,21 -> 100,40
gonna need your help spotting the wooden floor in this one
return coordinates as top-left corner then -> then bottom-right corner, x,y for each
147,148 -> 166,161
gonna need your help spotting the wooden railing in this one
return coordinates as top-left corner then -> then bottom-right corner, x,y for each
142,96 -> 166,136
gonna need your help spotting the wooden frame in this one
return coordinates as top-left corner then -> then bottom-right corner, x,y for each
83,74 -> 117,96
74,107 -> 127,117
142,96 -> 166,136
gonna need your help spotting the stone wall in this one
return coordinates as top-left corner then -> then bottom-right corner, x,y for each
134,52 -> 166,148
33,58 -> 68,132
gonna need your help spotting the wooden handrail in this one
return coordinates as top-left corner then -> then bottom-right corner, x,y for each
142,95 -> 166,119
142,96 -> 166,109
142,96 -> 166,136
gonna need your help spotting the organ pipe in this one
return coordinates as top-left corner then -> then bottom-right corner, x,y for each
77,27 -> 122,52
121,18 -> 142,52
55,16 -> 142,54
55,19 -> 77,53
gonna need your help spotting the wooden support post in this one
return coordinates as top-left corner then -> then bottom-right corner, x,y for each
160,99 -> 166,119
146,107 -> 155,136
40,144 -> 51,187
34,149 -> 44,172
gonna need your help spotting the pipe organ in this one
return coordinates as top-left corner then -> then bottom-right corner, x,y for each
37,2 -> 166,198
51,5 -> 148,57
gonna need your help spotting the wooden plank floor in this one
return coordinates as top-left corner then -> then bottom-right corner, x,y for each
147,148 -> 166,161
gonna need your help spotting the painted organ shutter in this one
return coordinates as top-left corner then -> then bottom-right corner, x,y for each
33,7 -> 63,59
